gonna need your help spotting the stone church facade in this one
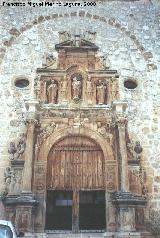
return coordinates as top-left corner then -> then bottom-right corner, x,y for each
0,1 -> 160,237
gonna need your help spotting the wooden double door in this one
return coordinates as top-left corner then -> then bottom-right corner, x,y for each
46,136 -> 106,232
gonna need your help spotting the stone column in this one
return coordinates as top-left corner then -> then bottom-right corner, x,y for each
21,120 -> 36,193
117,117 -> 129,192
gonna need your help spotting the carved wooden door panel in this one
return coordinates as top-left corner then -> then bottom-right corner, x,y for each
46,136 -> 105,231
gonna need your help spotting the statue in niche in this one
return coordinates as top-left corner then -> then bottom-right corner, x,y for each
96,80 -> 106,104
72,75 -> 82,101
60,77 -> 68,101
47,80 -> 58,104
86,77 -> 93,104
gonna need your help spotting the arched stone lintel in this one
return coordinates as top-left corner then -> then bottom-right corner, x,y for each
38,126 -> 115,161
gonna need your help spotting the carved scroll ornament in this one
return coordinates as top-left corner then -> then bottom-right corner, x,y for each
35,122 -> 56,155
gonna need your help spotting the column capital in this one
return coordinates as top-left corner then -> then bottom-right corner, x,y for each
116,116 -> 128,128
26,118 -> 39,126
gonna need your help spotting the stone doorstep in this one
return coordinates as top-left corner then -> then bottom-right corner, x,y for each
29,233 -> 104,238
23,232 -> 153,238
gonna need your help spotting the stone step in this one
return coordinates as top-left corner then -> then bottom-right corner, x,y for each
33,233 -> 104,238
46,233 -> 104,238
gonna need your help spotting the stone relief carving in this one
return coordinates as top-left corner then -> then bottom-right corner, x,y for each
59,31 -> 71,42
129,169 -> 142,194
4,167 -> 15,195
8,133 -> 26,161
42,53 -> 57,69
4,167 -> 22,195
96,80 -> 106,104
95,54 -> 110,69
35,122 -> 56,155
47,79 -> 58,104
106,165 -> 117,192
127,140 -> 143,161
98,125 -> 114,145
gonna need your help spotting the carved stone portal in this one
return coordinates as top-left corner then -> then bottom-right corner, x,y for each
3,32 -> 148,237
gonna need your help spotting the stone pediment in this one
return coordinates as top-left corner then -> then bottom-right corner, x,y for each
55,38 -> 99,51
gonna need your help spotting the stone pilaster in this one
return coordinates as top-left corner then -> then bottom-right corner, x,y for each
117,116 -> 129,192
21,120 -> 36,193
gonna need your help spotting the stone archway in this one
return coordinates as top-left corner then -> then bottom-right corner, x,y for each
45,135 -> 106,232
34,126 -> 117,233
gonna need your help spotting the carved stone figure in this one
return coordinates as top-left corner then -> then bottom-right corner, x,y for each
96,80 -> 106,104
13,171 -> 22,194
72,76 -> 82,101
4,167 -> 12,190
47,80 -> 58,104
15,133 -> 26,160
86,77 -> 93,104
8,134 -> 26,161
4,167 -> 15,194
127,140 -> 143,161
8,142 -> 17,161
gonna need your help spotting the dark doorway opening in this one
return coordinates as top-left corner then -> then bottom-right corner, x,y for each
79,190 -> 106,230
45,190 -> 73,230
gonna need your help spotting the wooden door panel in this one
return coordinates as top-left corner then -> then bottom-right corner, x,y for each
47,136 -> 104,190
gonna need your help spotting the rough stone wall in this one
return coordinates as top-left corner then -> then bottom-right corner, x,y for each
0,0 -> 160,212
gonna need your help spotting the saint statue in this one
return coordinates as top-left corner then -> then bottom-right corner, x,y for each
47,80 -> 58,104
96,80 -> 106,104
72,76 -> 82,101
